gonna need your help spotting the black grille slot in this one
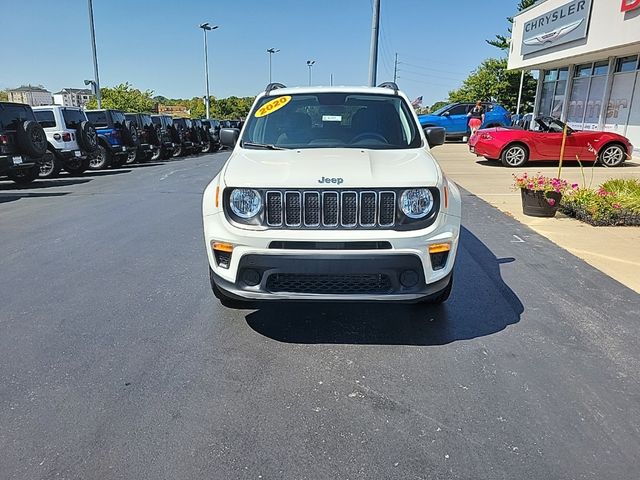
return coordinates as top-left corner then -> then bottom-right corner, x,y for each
284,192 -> 301,226
322,192 -> 339,226
266,273 -> 393,294
360,192 -> 377,226
341,192 -> 358,226
266,192 -> 283,226
269,241 -> 392,250
379,192 -> 396,226
304,192 -> 320,226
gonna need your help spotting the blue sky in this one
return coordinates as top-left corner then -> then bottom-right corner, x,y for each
1,0 -> 518,107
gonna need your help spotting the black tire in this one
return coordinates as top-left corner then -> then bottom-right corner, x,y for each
7,165 -> 39,185
89,144 -> 110,170
110,154 -> 126,168
419,275 -> 453,305
172,144 -> 183,157
161,147 -> 173,160
76,121 -> 98,153
201,141 -> 212,154
147,126 -> 160,146
38,150 -> 62,178
209,268 -> 251,309
16,120 -> 47,157
500,143 -> 528,167
120,121 -> 138,147
150,147 -> 162,161
598,143 -> 626,167
125,149 -> 138,164
64,157 -> 90,175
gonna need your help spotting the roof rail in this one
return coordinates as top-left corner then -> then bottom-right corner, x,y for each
265,82 -> 287,95
377,82 -> 399,93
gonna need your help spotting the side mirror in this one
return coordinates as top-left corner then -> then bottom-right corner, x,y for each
424,127 -> 446,148
220,128 -> 240,148
441,111 -> 450,117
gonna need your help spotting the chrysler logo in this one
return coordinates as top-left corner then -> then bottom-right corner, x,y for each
523,18 -> 584,46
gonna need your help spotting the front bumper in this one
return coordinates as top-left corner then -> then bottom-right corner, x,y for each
204,210 -> 460,302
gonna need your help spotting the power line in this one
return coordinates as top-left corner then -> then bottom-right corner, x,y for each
396,68 -> 465,82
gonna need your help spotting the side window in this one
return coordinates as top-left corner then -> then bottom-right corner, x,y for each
447,104 -> 469,115
483,103 -> 494,112
34,110 -> 57,128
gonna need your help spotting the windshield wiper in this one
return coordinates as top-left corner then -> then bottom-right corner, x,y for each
241,141 -> 288,150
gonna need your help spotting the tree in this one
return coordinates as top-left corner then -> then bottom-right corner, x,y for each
86,83 -> 155,112
487,0 -> 537,51
0,90 -> 7,101
448,58 -> 537,112
428,101 -> 449,113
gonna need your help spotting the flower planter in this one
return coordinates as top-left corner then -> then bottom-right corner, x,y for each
521,188 -> 562,217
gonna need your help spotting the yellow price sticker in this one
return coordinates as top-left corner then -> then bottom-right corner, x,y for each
255,96 -> 291,118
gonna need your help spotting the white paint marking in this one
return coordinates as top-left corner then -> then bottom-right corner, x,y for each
511,235 -> 525,243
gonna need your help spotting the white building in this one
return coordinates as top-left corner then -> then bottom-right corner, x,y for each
52,88 -> 94,108
7,85 -> 53,106
509,0 -> 640,152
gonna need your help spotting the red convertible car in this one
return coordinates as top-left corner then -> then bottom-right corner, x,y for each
468,117 -> 633,168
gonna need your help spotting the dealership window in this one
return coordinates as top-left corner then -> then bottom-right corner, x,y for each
616,56 -> 639,73
567,61 -> 610,129
539,68 -> 568,118
605,56 -> 639,131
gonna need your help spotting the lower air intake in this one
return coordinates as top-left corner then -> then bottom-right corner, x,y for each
265,273 -> 392,295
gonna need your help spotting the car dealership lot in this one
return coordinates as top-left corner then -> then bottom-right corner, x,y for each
1,151 -> 639,479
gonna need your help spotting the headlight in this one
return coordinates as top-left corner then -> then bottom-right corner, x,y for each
400,188 -> 434,219
229,188 -> 262,218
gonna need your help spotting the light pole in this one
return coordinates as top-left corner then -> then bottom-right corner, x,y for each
267,48 -> 280,83
307,60 -> 315,86
368,0 -> 381,86
87,0 -> 101,108
199,22 -> 218,119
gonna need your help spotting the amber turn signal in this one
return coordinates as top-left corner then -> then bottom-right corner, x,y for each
428,243 -> 451,254
211,241 -> 233,253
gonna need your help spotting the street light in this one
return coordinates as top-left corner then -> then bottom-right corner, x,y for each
87,0 -> 101,108
307,60 -> 315,86
267,48 -> 280,83
198,22 -> 219,119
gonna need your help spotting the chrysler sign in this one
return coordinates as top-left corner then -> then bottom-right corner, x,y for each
522,0 -> 592,55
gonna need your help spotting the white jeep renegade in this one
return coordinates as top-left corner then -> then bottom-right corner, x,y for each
202,83 -> 461,307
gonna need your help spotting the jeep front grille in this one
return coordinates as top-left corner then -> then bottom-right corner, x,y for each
265,190 -> 396,229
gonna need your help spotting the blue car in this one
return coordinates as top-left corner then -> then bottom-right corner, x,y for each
85,109 -> 138,169
418,102 -> 511,140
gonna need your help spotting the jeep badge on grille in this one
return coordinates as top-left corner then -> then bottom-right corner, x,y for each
318,176 -> 344,185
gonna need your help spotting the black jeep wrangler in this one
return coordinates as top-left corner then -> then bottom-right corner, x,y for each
171,118 -> 196,157
150,114 -> 177,160
201,118 -> 221,153
125,113 -> 161,163
0,102 -> 47,185
85,109 -> 138,169
191,119 -> 209,153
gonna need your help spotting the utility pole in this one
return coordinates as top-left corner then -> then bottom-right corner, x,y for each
330,73 -> 333,86
267,48 -> 280,83
368,0 -> 381,86
393,53 -> 398,83
87,0 -> 101,108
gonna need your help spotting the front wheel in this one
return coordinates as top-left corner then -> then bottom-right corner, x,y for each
598,144 -> 626,167
500,143 -> 528,167
38,150 -> 62,178
150,147 -> 162,161
125,150 -> 138,164
172,145 -> 183,157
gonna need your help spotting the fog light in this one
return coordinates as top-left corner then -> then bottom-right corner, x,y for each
242,269 -> 261,287
399,269 -> 419,288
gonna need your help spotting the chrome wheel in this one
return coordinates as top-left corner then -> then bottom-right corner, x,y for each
89,145 -> 107,169
599,145 -> 625,167
39,152 -> 56,177
151,147 -> 161,161
502,144 -> 528,167
125,150 -> 137,164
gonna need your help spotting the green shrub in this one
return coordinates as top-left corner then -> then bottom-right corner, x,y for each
560,178 -> 640,226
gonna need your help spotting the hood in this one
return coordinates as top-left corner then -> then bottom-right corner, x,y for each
223,147 -> 441,188
418,114 -> 440,124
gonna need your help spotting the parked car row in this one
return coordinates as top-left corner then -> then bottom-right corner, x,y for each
0,101 -> 227,184
418,102 -> 512,140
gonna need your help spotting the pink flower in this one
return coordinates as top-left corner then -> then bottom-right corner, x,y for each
547,198 -> 556,206
613,203 -> 621,209
571,183 -> 579,189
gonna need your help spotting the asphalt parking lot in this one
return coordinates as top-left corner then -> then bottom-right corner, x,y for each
1,152 -> 640,479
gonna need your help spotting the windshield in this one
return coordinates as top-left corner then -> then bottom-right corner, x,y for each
430,104 -> 452,116
241,92 -> 421,150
